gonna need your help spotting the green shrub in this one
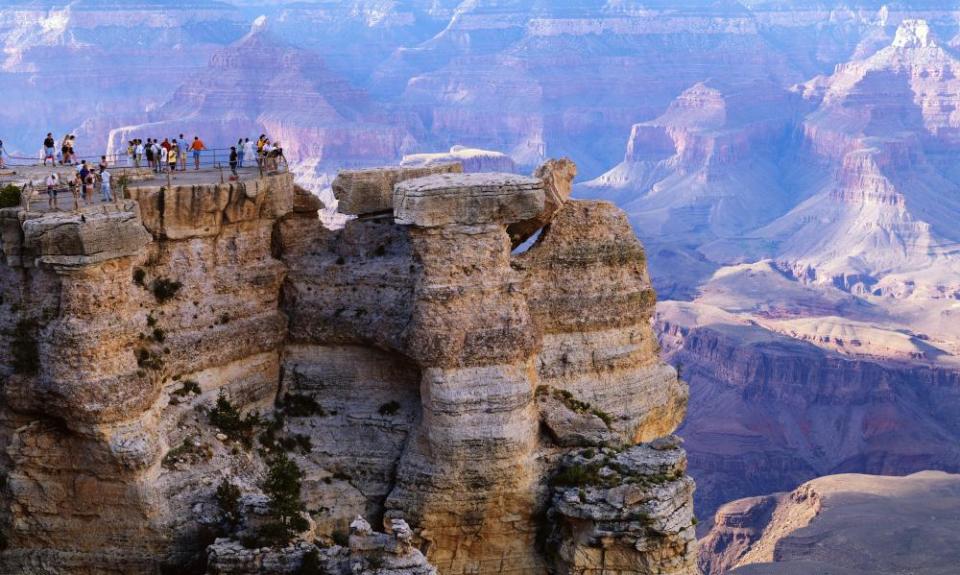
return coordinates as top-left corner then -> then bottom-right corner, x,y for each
331,530 -> 349,547
0,185 -> 21,209
299,548 -> 323,575
378,401 -> 401,417
279,393 -> 324,417
11,319 -> 39,375
133,268 -> 147,287
550,463 -> 604,488
136,347 -> 163,371
216,479 -> 242,524
259,453 -> 309,546
209,392 -> 260,445
151,278 -> 183,304
172,380 -> 201,397
152,327 -> 166,343
161,437 -> 211,469
550,388 -> 614,429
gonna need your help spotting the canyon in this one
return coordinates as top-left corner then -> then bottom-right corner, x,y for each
5,2 -> 960,572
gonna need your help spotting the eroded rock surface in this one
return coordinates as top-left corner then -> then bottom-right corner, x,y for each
0,159 -> 694,575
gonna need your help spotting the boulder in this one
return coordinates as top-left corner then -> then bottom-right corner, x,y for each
332,163 -> 462,216
393,172 -> 545,227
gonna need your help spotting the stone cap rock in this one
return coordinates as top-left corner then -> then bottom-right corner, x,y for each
393,172 -> 545,228
332,163 -> 463,216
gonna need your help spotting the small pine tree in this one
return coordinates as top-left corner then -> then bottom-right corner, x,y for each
260,452 -> 309,546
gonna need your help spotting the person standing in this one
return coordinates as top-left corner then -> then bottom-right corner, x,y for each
0,139 -> 6,169
229,146 -> 238,177
135,139 -> 144,168
83,169 -> 95,204
169,142 -> 179,172
69,173 -> 82,210
45,172 -> 59,209
178,134 -> 188,171
145,139 -> 155,170
237,138 -> 245,168
100,169 -> 113,202
152,140 -> 163,173
79,161 -> 90,200
98,155 -> 108,173
256,134 -> 267,168
243,138 -> 255,170
190,136 -> 206,170
43,133 -> 56,166
159,144 -> 168,173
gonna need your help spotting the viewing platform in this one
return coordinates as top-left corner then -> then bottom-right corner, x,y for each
0,165 -> 295,269
0,165 -> 275,214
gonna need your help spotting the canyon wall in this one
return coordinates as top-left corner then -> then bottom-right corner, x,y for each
0,161 -> 695,574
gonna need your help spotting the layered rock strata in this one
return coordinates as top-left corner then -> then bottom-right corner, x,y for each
0,158 -> 694,575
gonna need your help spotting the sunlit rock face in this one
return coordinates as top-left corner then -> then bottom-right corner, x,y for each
0,159 -> 695,574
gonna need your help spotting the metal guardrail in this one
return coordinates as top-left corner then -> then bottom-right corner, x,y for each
3,147 -> 272,171
3,147 -> 289,212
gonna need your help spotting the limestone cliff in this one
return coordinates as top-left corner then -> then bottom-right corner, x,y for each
0,159 -> 694,574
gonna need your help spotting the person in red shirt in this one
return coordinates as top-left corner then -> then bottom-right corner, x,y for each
190,137 -> 206,170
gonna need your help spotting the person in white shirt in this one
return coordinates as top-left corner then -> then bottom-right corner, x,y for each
135,140 -> 145,168
100,169 -> 113,202
45,173 -> 59,209
243,138 -> 256,170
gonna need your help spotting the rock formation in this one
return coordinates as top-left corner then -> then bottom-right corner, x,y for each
0,159 -> 694,574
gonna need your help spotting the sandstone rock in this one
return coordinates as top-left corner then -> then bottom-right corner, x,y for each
546,444 -> 699,575
292,184 -> 325,214
507,157 -> 577,248
0,162 -> 694,575
332,163 -> 462,216
393,172 -> 545,227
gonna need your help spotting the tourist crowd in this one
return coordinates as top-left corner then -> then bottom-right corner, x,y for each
22,131 -> 286,211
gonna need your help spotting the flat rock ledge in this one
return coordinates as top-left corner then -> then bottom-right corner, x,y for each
393,172 -> 545,227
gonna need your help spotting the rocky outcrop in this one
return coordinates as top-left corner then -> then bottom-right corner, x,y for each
546,440 -> 697,575
0,158 -> 693,575
700,471 -> 960,575
206,517 -> 437,575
